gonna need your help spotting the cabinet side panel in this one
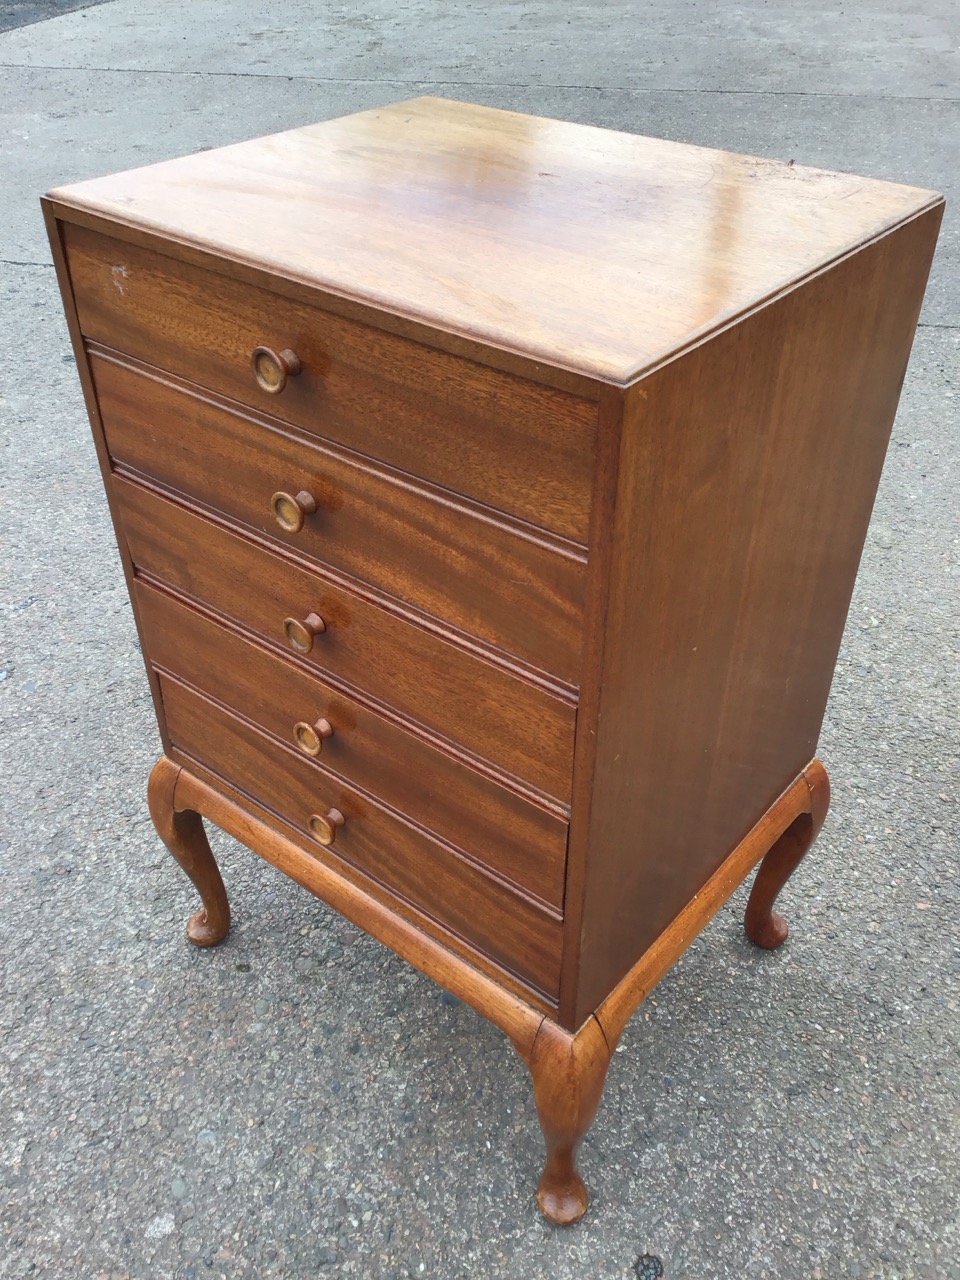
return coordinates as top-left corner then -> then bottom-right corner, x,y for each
574,204 -> 943,1023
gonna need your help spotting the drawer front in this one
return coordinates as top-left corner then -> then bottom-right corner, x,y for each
94,353 -> 585,683
114,476 -> 576,803
137,580 -> 567,908
159,673 -> 563,998
64,222 -> 597,543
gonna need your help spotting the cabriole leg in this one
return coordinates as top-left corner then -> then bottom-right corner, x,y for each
745,759 -> 831,949
148,756 -> 231,947
522,1015 -> 611,1225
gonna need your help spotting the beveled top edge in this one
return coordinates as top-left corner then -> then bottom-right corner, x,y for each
43,195 -> 605,398
46,96 -> 944,386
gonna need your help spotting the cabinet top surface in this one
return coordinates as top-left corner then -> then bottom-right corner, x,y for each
48,96 -> 941,384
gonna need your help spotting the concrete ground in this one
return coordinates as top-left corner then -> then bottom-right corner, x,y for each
1,2 -> 958,1276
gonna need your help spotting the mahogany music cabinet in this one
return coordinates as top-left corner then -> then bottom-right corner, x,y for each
44,98 -> 942,1223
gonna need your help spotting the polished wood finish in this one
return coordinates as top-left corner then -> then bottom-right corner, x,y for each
593,761 -> 829,1049
113,476 -> 576,802
50,97 -> 938,383
283,611 -> 326,654
160,674 -> 564,999
149,750 -> 830,1223
147,755 -> 230,947
92,350 -> 586,679
520,760 -> 832,1224
745,761 -> 831,949
564,202 -> 944,1026
47,98 -> 941,1225
166,757 -> 552,1044
135,578 -> 568,906
527,1016 -> 610,1224
62,221 -> 598,540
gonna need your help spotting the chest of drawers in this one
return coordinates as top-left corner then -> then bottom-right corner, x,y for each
45,97 -> 942,1223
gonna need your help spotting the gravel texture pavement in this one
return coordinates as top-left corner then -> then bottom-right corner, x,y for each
1,3 -> 958,1277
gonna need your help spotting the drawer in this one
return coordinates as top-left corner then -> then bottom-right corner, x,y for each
137,579 -> 568,907
114,475 -> 576,803
159,673 -> 563,999
64,222 -> 597,543
94,352 -> 585,683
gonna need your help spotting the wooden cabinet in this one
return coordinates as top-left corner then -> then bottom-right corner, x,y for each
45,96 -> 942,1223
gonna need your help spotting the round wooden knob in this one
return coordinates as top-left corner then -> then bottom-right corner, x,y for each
252,346 -> 302,394
271,489 -> 317,533
283,612 -> 326,654
293,718 -> 334,757
309,808 -> 344,846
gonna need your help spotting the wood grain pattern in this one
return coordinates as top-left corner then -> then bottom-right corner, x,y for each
136,578 -> 568,907
40,202 -> 176,759
50,97 -> 940,382
526,1015 -> 611,1224
147,755 -> 230,946
161,750 -> 829,1222
47,199 -> 596,399
744,760 -> 831,949
557,384 -> 625,1026
92,351 -> 586,682
523,758 -> 830,1224
169,756 -> 553,1039
593,761 -> 828,1049
159,673 -> 563,998
568,204 -> 943,1025
62,220 -> 597,538
44,97 -> 943,1224
114,475 -> 576,803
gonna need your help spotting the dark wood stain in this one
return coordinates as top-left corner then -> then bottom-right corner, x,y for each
159,673 -> 563,999
92,350 -> 586,682
570,205 -> 943,1024
45,96 -> 943,1223
138,579 -> 568,908
113,473 -> 577,803
63,220 -> 598,541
